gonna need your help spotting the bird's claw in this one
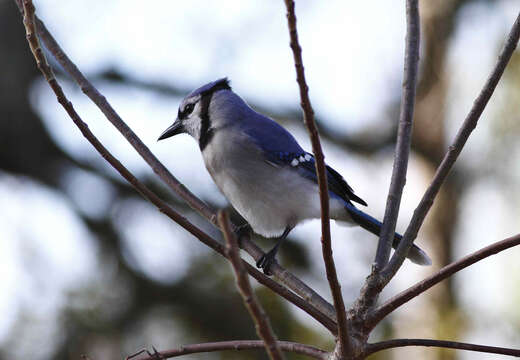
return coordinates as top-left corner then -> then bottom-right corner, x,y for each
256,252 -> 276,275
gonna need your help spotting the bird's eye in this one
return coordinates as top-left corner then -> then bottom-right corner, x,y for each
184,103 -> 195,115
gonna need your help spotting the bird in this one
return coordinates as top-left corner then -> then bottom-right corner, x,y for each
158,78 -> 431,274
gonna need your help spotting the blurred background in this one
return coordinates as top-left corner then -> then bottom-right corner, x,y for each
1,0 -> 519,359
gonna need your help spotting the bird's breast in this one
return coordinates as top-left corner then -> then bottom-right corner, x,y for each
201,130 -> 348,237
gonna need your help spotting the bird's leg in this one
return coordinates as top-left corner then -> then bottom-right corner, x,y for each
256,226 -> 292,275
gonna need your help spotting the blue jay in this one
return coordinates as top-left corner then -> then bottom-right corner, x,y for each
159,78 -> 431,274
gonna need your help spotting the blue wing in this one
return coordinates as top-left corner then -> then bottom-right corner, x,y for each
266,151 -> 367,206
240,111 -> 305,154
242,112 -> 367,206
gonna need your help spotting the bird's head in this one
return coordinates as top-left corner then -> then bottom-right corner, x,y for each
158,78 -> 235,150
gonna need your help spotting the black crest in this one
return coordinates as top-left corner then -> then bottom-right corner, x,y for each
200,78 -> 232,97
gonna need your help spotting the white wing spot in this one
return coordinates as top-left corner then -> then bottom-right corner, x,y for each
299,155 -> 305,162
304,154 -> 312,161
291,158 -> 299,166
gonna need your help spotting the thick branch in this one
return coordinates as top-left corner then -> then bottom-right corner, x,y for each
14,0 -> 338,329
134,341 -> 328,360
367,233 -> 520,328
382,10 -> 520,281
16,0 -> 337,334
219,211 -> 285,360
283,0 -> 349,353
365,338 -> 520,357
375,0 -> 420,270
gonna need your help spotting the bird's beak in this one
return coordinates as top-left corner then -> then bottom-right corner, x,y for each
158,119 -> 184,141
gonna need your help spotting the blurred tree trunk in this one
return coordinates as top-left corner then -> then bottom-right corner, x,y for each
0,0 -> 63,186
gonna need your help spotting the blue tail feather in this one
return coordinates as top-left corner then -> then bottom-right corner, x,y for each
345,204 -> 431,265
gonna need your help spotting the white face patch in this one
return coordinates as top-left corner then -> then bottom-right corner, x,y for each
180,101 -> 202,140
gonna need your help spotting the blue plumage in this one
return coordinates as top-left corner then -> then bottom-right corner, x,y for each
240,110 -> 304,155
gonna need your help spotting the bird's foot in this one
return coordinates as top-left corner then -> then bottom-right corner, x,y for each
256,250 -> 277,276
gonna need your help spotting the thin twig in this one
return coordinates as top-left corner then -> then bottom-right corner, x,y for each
13,0 -> 338,328
365,338 -> 520,357
353,0 -> 422,320
382,10 -> 520,281
219,211 -> 285,360
283,0 -> 350,353
375,0 -> 420,270
367,233 -> 520,329
16,0 -> 337,334
134,341 -> 328,360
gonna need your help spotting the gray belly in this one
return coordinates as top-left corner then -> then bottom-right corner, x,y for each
202,131 -> 350,237
215,162 -> 323,237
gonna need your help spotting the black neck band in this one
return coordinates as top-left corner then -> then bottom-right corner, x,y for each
197,80 -> 231,151
198,92 -> 214,151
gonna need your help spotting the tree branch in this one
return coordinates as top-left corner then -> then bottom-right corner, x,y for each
133,340 -> 328,360
353,0 -> 422,321
283,0 -> 350,353
382,10 -> 520,281
219,211 -> 285,360
239,236 -> 338,324
365,338 -> 520,357
16,0 -> 338,335
14,0 -> 338,330
375,0 -> 420,271
243,259 -> 337,334
367,233 -> 520,328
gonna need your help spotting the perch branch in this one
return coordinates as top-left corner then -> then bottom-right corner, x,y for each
17,0 -> 336,334
283,0 -> 350,353
365,338 -> 520,357
219,211 -> 285,360
134,341 -> 328,360
382,10 -> 520,281
367,233 -> 520,328
14,0 -> 338,327
239,236 -> 337,323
